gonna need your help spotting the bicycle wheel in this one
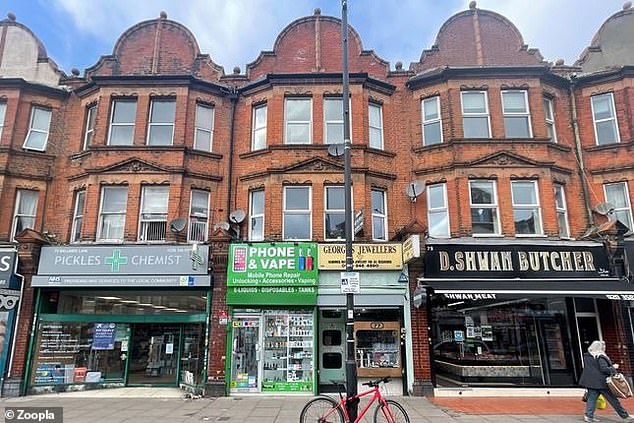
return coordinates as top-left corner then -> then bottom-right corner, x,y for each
373,399 -> 410,423
300,396 -> 345,423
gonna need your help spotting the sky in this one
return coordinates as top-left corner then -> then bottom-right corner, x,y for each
2,0 -> 628,75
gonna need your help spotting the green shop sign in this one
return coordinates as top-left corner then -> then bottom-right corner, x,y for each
227,243 -> 318,305
262,380 -> 313,392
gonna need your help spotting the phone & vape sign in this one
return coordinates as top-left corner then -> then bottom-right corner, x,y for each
226,243 -> 318,305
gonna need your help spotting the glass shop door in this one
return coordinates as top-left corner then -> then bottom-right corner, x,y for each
229,315 -> 261,393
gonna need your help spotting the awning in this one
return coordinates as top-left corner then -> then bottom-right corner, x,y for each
421,278 -> 634,300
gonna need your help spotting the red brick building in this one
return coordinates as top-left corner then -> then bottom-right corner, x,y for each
0,2 -> 633,397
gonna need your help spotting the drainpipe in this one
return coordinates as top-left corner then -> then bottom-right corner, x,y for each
569,77 -> 594,226
225,86 -> 238,225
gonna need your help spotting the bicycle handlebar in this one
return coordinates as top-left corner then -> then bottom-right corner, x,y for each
361,377 -> 391,387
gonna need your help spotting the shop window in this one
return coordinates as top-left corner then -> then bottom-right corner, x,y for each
324,97 -> 351,145
554,184 -> 570,238
511,181 -> 543,236
591,93 -> 620,145
23,106 -> 52,151
544,97 -> 557,143
249,189 -> 265,241
502,90 -> 532,138
371,189 -> 387,241
604,182 -> 633,232
194,103 -> 214,152
422,96 -> 442,145
97,186 -> 128,242
325,186 -> 345,240
285,98 -> 312,145
147,99 -> 175,146
461,91 -> 490,138
53,291 -> 206,315
70,190 -> 86,243
251,103 -> 267,151
108,99 -> 136,146
12,189 -> 38,241
188,189 -> 209,243
427,183 -> 449,238
0,102 -> 6,141
355,322 -> 401,377
139,186 -> 169,242
83,104 -> 97,150
369,102 -> 383,149
469,180 -> 500,235
283,186 -> 311,240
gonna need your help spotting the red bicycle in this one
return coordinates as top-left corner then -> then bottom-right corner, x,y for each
299,377 -> 410,423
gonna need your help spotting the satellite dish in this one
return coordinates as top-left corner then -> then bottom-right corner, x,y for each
597,220 -> 617,234
214,222 -> 230,231
580,225 -> 599,239
405,180 -> 425,202
595,202 -> 616,216
327,143 -> 345,157
229,209 -> 246,224
169,218 -> 187,233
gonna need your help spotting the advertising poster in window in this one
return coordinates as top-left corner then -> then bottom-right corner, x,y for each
92,323 -> 117,350
481,325 -> 493,341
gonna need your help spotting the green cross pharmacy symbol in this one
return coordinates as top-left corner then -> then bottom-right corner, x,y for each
105,250 -> 128,272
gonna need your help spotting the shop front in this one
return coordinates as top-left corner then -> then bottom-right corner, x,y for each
226,242 -> 318,394
421,239 -> 634,388
316,243 -> 412,396
0,248 -> 20,394
28,245 -> 211,394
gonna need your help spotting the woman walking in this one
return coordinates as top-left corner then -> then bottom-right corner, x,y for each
579,340 -> 634,422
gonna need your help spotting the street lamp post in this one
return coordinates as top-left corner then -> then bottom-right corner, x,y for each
341,0 -> 358,420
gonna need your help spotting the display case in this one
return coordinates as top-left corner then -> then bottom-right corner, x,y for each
262,311 -> 314,392
354,321 -> 401,378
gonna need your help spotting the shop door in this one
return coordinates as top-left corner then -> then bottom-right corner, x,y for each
127,324 -> 180,385
230,316 -> 261,393
537,316 -> 575,385
319,310 -> 346,392
577,316 -> 601,355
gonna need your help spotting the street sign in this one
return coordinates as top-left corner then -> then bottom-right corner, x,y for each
354,210 -> 364,235
340,271 -> 360,294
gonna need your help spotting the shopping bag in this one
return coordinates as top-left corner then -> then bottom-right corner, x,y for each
582,390 -> 588,402
606,373 -> 634,399
596,394 -> 607,410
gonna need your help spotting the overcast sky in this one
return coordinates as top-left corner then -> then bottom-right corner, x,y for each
3,0 -> 627,75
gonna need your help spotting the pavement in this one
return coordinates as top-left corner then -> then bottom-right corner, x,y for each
3,388 -> 634,422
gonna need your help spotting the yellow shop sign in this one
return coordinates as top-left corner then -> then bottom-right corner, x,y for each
318,243 -> 403,270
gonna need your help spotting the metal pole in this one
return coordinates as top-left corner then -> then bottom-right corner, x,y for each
341,1 -> 358,420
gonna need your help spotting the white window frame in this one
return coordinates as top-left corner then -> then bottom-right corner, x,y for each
544,97 -> 557,143
324,186 -> 346,241
511,180 -> 543,236
422,96 -> 443,146
249,189 -> 265,241
371,188 -> 388,241
194,103 -> 214,152
591,92 -> 620,145
0,102 -> 6,141
83,104 -> 97,150
604,182 -> 633,232
11,189 -> 38,241
107,99 -> 136,146
554,184 -> 570,239
323,97 -> 352,145
284,98 -> 312,145
427,183 -> 450,238
147,99 -> 176,146
138,186 -> 169,242
251,103 -> 267,151
97,186 -> 128,242
469,180 -> 500,236
70,190 -> 86,243
368,102 -> 383,150
283,186 -> 312,240
23,106 -> 52,151
188,189 -> 210,243
502,90 -> 532,138
461,91 -> 491,139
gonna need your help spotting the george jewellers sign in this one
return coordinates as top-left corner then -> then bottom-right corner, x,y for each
425,243 -> 612,279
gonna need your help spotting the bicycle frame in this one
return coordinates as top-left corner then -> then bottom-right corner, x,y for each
337,384 -> 390,423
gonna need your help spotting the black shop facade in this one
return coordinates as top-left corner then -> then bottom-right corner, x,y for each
419,238 -> 634,388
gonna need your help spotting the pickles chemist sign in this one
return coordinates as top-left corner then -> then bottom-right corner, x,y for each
226,243 -> 318,305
